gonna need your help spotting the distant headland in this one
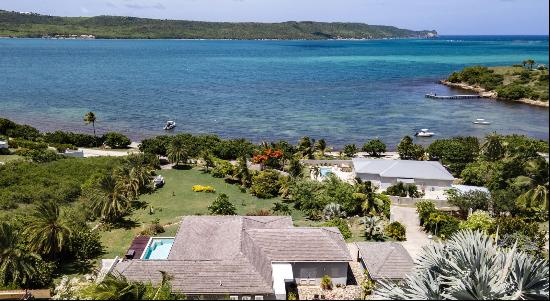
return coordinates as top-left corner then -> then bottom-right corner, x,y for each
0,10 -> 437,40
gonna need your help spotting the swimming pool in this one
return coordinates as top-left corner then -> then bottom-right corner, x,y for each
141,238 -> 174,260
320,167 -> 332,177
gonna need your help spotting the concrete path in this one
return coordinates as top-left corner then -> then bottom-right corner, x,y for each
79,148 -> 138,157
391,205 -> 432,260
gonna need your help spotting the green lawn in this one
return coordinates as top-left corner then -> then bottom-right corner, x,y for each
99,168 -> 305,258
0,154 -> 22,163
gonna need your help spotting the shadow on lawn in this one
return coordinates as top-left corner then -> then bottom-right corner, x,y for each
172,164 -> 192,170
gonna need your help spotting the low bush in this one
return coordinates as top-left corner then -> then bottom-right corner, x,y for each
101,132 -> 131,149
459,210 -> 494,232
211,159 -> 234,178
384,221 -> 406,241
416,200 -> 437,226
320,275 -> 333,290
191,185 -> 216,193
140,219 -> 165,236
321,218 -> 352,239
496,84 -> 534,100
250,170 -> 281,199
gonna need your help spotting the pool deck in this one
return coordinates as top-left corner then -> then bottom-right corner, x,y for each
127,236 -> 150,259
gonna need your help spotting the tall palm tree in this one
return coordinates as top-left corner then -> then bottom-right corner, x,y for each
167,137 -> 188,166
374,230 -> 549,300
114,155 -> 154,200
315,139 -> 327,157
84,112 -> 97,137
87,173 -> 131,223
0,222 -> 40,287
24,201 -> 72,259
481,132 -> 505,161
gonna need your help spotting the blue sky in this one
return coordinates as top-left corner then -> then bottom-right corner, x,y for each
2,0 -> 549,35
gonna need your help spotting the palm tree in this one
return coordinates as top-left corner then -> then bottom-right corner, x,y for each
311,166 -> 321,180
526,59 -> 536,70
114,155 -> 154,200
315,139 -> 327,157
24,201 -> 72,259
0,222 -> 40,287
517,184 -> 549,212
234,156 -> 251,188
481,132 -> 505,161
80,271 -> 182,300
167,137 -> 188,166
374,230 -> 549,300
87,173 -> 131,223
84,112 -> 97,137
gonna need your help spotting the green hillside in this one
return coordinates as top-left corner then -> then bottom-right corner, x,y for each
0,10 -> 437,40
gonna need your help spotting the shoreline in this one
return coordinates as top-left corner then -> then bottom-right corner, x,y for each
439,80 -> 549,108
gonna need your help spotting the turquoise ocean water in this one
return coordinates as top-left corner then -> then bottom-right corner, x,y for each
0,36 -> 548,147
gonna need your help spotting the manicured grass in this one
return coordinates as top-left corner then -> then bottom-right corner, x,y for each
99,167 -> 305,258
0,154 -> 22,163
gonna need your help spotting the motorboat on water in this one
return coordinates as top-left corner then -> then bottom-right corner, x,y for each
472,118 -> 491,125
415,129 -> 435,137
163,120 -> 176,130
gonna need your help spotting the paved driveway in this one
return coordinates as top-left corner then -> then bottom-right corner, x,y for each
391,205 -> 432,259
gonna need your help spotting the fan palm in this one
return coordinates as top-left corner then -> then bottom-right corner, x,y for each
374,230 -> 549,300
0,222 -> 40,287
23,201 -> 72,259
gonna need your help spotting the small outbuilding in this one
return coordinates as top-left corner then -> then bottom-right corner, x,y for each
354,242 -> 414,282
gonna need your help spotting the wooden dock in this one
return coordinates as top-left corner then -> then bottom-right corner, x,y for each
425,93 -> 481,99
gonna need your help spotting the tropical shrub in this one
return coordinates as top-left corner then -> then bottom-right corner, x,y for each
43,131 -> 101,148
9,138 -> 48,150
496,83 -> 533,100
447,189 -> 491,218
361,272 -> 376,297
207,193 -> 236,215
271,202 -> 292,216
16,148 -> 61,163
362,139 -> 387,157
397,136 -> 424,160
384,221 -> 406,241
246,209 -> 271,216
416,200 -> 437,226
427,137 -> 479,175
364,215 -> 386,241
211,159 -> 234,178
423,211 -> 460,239
140,219 -> 165,236
102,132 -> 131,149
385,182 -> 423,198
490,216 -> 547,257
191,185 -> 216,193
342,144 -> 358,158
374,230 -> 550,300
252,148 -> 283,169
320,275 -> 333,290
322,202 -> 346,220
321,218 -> 352,240
250,170 -> 281,198
459,210 -> 494,232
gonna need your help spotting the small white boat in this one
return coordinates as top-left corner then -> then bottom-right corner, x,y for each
472,118 -> 491,125
415,129 -> 434,137
163,120 -> 176,130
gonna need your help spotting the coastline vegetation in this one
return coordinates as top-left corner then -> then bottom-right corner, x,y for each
0,10 -> 437,40
447,62 -> 549,102
1,116 -> 548,298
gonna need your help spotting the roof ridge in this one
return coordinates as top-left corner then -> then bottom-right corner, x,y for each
320,227 -> 352,260
372,245 -> 395,275
379,160 -> 399,176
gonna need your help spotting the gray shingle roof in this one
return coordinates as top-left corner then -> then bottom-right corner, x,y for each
114,216 -> 350,295
355,242 -> 414,281
114,256 -> 273,294
352,158 -> 455,181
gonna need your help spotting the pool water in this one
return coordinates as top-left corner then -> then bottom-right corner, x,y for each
142,238 -> 174,260
320,167 -> 333,177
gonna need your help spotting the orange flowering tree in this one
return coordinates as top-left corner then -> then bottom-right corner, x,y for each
252,148 -> 284,169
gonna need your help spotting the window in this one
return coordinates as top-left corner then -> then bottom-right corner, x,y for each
242,296 -> 252,300
254,296 -> 264,300
229,296 -> 238,300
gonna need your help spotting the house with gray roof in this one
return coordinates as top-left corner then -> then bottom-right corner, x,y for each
352,158 -> 455,191
353,242 -> 414,282
111,216 -> 352,300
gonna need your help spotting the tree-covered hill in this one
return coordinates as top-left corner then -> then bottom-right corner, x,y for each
0,10 -> 437,39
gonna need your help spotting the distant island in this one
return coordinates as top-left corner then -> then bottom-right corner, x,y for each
441,62 -> 549,107
0,10 -> 437,40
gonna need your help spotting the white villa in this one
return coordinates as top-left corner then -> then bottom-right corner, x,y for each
351,158 -> 455,192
